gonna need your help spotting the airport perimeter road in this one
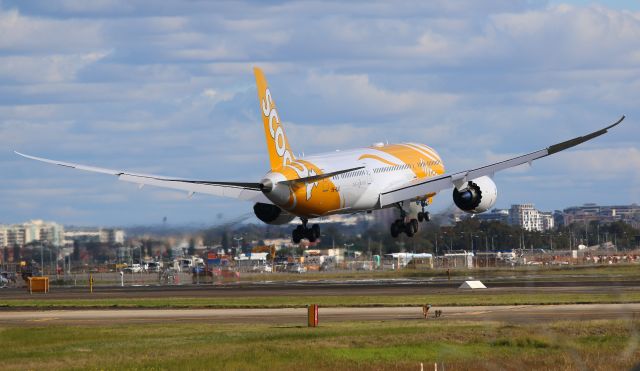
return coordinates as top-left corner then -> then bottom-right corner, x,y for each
1,303 -> 639,325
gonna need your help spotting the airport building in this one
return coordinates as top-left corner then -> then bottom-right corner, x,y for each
0,220 -> 65,247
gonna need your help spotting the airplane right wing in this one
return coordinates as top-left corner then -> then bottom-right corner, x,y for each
379,115 -> 625,207
14,152 -> 271,203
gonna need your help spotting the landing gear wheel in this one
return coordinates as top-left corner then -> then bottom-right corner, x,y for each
405,222 -> 414,237
390,220 -> 401,238
410,219 -> 419,234
418,211 -> 431,222
307,229 -> 317,243
292,226 -> 303,244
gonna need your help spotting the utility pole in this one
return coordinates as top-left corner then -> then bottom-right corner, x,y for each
485,235 -> 488,268
435,234 -> 438,259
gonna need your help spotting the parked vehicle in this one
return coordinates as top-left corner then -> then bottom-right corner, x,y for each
287,264 -> 307,274
146,262 -> 162,273
180,258 -> 193,270
123,263 -> 143,273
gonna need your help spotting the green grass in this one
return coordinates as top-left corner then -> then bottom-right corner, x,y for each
0,319 -> 638,370
3,291 -> 640,309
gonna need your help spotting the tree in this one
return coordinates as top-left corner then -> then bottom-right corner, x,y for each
221,232 -> 230,250
72,240 -> 81,262
12,244 -> 20,263
188,238 -> 196,256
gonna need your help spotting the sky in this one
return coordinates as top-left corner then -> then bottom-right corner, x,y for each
1,0 -> 639,227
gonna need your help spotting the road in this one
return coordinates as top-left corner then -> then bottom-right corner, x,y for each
1,303 -> 639,325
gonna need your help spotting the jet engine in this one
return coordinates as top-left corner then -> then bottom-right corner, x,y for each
253,203 -> 296,225
452,176 -> 497,214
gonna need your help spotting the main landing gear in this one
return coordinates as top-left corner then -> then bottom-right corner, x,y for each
292,218 -> 320,244
390,201 -> 430,238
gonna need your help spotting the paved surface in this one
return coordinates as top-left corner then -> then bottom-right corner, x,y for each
1,278 -> 640,300
1,303 -> 639,325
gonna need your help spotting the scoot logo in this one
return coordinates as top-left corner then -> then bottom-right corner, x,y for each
262,88 -> 318,201
262,88 -> 293,167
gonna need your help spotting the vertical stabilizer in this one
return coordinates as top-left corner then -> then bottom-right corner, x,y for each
254,67 -> 295,170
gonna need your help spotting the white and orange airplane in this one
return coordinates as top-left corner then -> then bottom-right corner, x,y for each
16,68 -> 624,243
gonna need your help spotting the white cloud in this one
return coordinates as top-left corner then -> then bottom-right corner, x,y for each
0,51 -> 110,83
557,147 -> 640,179
306,72 -> 459,119
1,1 -> 638,225
0,7 -> 104,53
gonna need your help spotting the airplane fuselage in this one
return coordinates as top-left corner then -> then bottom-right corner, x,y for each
261,142 -> 445,218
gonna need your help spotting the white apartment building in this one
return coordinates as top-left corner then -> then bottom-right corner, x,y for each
0,220 -> 65,247
0,227 -> 6,248
509,204 -> 554,232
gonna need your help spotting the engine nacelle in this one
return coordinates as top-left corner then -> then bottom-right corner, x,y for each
253,203 -> 296,225
452,176 -> 497,214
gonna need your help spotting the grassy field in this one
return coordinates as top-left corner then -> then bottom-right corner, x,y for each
1,319 -> 638,370
3,291 -> 640,309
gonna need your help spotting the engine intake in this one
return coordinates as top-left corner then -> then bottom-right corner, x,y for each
253,203 -> 296,225
452,176 -> 497,214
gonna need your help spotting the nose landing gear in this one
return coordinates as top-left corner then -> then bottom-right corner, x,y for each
292,218 -> 320,244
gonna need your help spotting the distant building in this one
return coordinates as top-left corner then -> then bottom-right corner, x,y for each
314,213 -> 374,226
562,203 -> 640,228
553,210 -> 565,227
0,220 -> 65,247
64,228 -> 126,245
475,208 -> 509,223
0,227 -> 5,247
540,212 -> 555,231
508,204 -> 554,232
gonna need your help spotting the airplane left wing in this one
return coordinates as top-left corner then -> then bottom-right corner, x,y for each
379,115 -> 625,207
14,152 -> 271,203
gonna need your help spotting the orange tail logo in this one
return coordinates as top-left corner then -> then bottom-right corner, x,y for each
254,67 -> 295,170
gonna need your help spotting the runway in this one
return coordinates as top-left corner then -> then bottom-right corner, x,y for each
1,303 -> 639,326
2,278 -> 639,300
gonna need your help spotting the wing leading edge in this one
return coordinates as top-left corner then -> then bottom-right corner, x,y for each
14,151 -> 270,203
379,115 -> 625,207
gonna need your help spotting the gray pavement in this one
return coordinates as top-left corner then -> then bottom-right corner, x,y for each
2,303 -> 639,325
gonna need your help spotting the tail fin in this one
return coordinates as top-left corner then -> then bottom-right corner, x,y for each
254,67 -> 295,170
